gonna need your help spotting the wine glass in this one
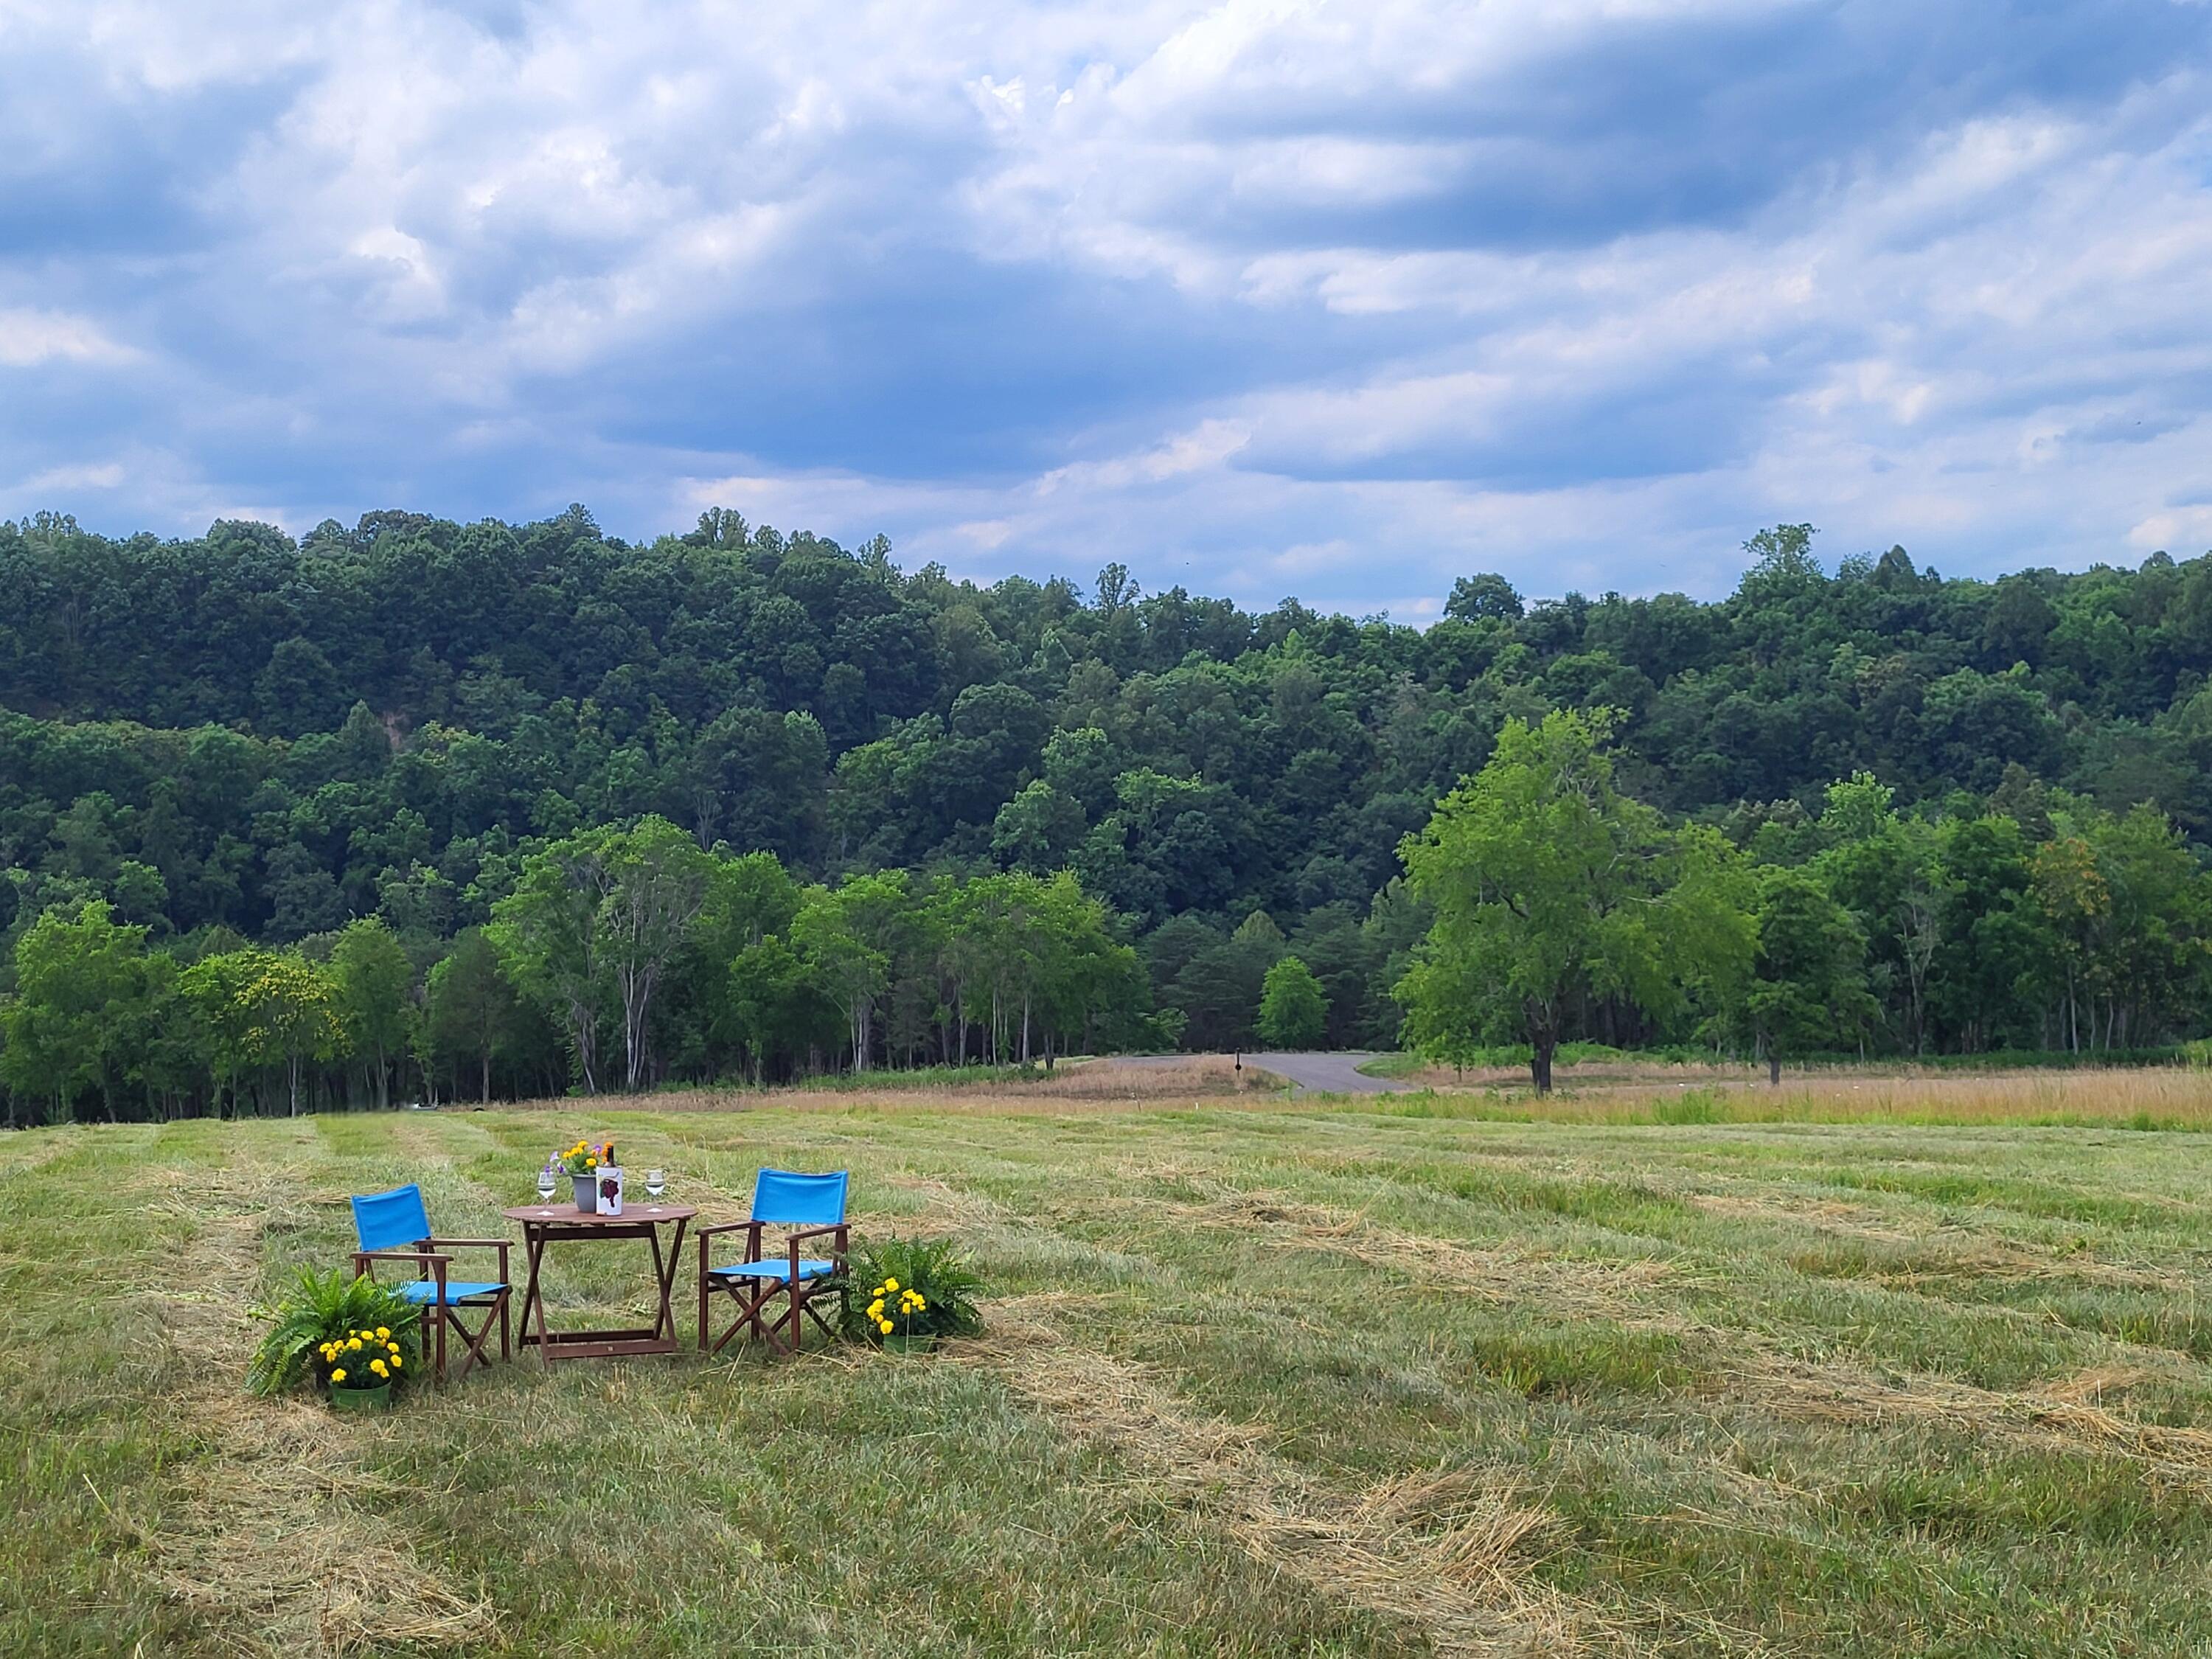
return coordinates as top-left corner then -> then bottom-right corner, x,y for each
645,1168 -> 667,1203
535,1164 -> 557,1206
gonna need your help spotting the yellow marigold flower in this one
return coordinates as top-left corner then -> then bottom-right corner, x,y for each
585,1157 -> 598,1169
376,1326 -> 389,1340
390,1354 -> 401,1369
884,1277 -> 898,1292
878,1319 -> 894,1335
371,1358 -> 388,1376
347,1337 -> 363,1350
330,1368 -> 347,1382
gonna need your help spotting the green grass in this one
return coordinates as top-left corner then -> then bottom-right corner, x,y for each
13,1103 -> 2212,1654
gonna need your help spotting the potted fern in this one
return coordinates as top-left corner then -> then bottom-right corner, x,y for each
248,1267 -> 423,1411
842,1237 -> 984,1354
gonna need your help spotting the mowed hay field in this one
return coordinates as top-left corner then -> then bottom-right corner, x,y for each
13,1080 -> 2212,1655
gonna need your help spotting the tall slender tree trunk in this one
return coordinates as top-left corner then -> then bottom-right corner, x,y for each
569,999 -> 599,1094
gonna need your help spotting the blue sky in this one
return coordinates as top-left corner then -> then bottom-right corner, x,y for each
4,0 -> 2211,617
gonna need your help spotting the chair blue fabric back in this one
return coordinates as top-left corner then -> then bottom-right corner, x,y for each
752,1168 -> 848,1227
352,1183 -> 433,1253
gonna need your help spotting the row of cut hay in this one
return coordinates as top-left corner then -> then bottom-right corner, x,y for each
1677,1192 -> 2197,1293
959,1295 -> 1607,1658
1119,1181 -> 2212,1499
137,1149 -> 498,1656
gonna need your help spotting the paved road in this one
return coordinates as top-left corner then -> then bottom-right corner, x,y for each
1115,1051 -> 1418,1095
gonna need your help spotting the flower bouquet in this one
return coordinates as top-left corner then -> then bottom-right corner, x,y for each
557,1139 -> 616,1211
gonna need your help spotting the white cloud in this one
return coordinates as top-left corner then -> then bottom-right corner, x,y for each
0,0 -> 2208,611
21,461 -> 125,490
0,309 -> 134,366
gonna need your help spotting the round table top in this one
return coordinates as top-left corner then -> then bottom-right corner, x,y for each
503,1203 -> 698,1227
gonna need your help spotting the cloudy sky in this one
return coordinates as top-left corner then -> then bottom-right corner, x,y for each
3,1 -> 2210,616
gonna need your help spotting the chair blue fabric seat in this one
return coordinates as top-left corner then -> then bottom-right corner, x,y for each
393,1278 -> 508,1305
708,1257 -> 838,1282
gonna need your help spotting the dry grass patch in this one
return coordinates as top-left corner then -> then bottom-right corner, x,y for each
475,1054 -> 1279,1119
1374,1060 -> 2212,1131
1682,1192 -> 2194,1295
962,1297 -> 1596,1658
1683,1191 -> 1916,1242
137,1155 -> 497,1657
1730,1355 -> 2212,1495
1122,1181 -> 2212,1503
1138,1187 -> 1693,1326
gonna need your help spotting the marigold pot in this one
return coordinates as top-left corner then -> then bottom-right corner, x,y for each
330,1381 -> 394,1413
573,1173 -> 597,1213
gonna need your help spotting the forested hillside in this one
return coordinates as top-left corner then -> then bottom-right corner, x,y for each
6,506 -> 2212,1119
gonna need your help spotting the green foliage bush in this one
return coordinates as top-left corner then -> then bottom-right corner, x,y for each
247,1267 -> 423,1398
840,1237 -> 984,1344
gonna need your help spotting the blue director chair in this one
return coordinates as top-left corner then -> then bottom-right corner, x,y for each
350,1183 -> 512,1383
697,1169 -> 849,1356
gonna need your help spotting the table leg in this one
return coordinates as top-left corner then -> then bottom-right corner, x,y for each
644,1217 -> 688,1342
522,1226 -> 552,1366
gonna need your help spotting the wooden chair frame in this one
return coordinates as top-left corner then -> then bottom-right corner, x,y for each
697,1220 -> 849,1357
352,1234 -> 513,1384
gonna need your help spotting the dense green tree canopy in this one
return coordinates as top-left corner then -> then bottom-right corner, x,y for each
1398,710 -> 1755,1091
8,507 -> 2212,1120
1256,956 -> 1328,1050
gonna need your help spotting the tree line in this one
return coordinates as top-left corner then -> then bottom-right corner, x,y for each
1400,709 -> 2212,1091
0,818 -> 1158,1123
7,507 -> 2212,1116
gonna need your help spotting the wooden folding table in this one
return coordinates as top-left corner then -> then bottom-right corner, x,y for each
504,1203 -> 698,1363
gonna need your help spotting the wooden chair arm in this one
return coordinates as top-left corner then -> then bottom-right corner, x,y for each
787,1224 -> 848,1281
695,1220 -> 762,1242
425,1237 -> 510,1276
352,1249 -> 451,1287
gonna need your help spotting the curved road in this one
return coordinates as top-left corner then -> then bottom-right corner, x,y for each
1115,1051 -> 1418,1095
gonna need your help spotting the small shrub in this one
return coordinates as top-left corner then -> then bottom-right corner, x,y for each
841,1236 -> 984,1346
248,1266 -> 422,1398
